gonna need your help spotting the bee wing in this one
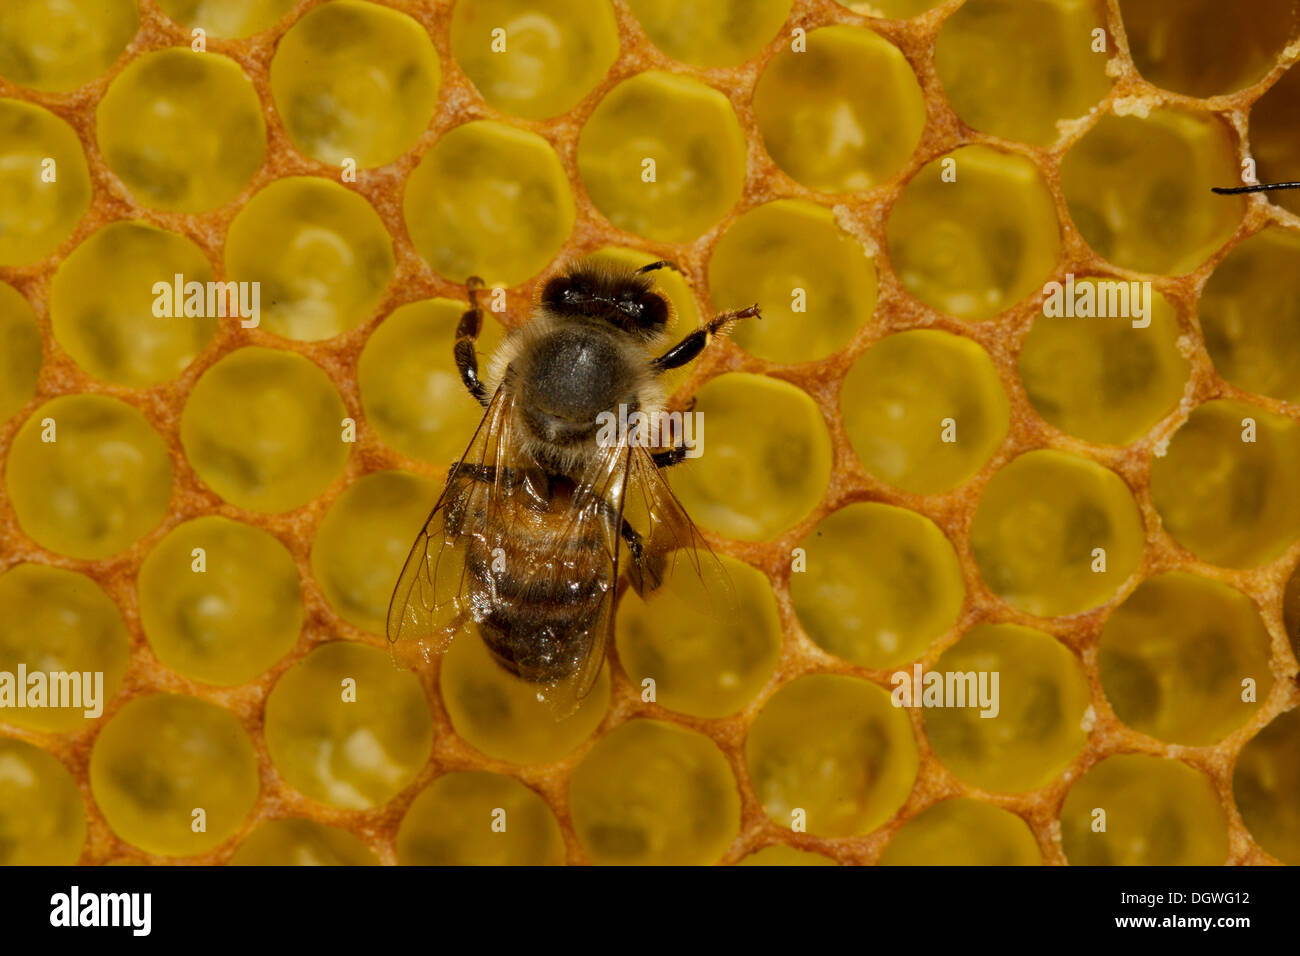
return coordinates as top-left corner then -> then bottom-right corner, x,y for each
386,383 -> 525,664
621,442 -> 735,615
520,441 -> 631,718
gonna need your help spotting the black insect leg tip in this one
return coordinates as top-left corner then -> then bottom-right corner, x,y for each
465,274 -> 486,305
1211,182 -> 1300,194
635,259 -> 683,276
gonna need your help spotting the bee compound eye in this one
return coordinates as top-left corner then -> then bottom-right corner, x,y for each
541,276 -> 571,307
637,292 -> 668,327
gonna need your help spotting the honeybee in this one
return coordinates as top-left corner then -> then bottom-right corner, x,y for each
387,259 -> 760,715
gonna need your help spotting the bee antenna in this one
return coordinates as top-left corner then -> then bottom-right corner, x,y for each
1211,182 -> 1300,194
635,259 -> 682,276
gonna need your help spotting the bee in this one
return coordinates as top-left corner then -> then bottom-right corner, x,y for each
387,258 -> 760,715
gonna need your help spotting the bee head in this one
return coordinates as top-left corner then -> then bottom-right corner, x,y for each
540,264 -> 670,340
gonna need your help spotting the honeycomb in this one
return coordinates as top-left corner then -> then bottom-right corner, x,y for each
1,0 -> 1298,868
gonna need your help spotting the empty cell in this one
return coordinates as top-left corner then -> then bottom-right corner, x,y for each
398,771 -> 564,866
971,450 -> 1144,616
570,719 -> 740,864
842,329 -> 1009,494
578,72 -> 746,242
180,347 -> 350,514
747,674 -> 918,836
271,1 -> 440,168
617,554 -> 781,718
6,394 -> 172,560
451,0 -> 618,118
1060,109 -> 1244,275
96,50 -> 266,213
264,642 -> 432,811
1099,572 -> 1273,746
669,373 -> 832,542
888,146 -> 1061,320
1150,399 -> 1300,568
755,26 -> 925,193
138,516 -> 302,686
406,121 -> 574,285
925,623 -> 1091,793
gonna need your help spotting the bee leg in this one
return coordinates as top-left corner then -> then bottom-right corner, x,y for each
455,276 -> 490,407
621,520 -> 665,594
635,259 -> 683,276
449,462 -> 523,485
652,445 -> 688,469
650,304 -> 761,373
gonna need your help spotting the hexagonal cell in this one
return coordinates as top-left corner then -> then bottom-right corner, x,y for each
406,120 -> 574,285
0,0 -> 137,92
271,1 -> 440,169
137,516 -> 302,686
616,554 -> 781,718
225,177 -> 395,341
359,298 -> 506,464
790,502 -> 965,668
936,0 -> 1111,147
577,71 -> 746,242
96,49 -> 266,213
89,694 -> 259,856
1150,399 -> 1300,568
180,347 -> 349,514
1060,109 -> 1244,275
451,0 -> 619,118
841,329 -> 1009,494
398,771 -> 564,865
440,631 -> 609,766
1099,572 -> 1273,746
310,470 -> 438,636
1119,0 -> 1296,98
155,0 -> 297,37
0,283 -> 41,422
669,373 -> 832,542
1060,754 -> 1229,865
708,199 -> 878,364
0,737 -> 85,865
50,221 -> 217,387
878,798 -> 1042,865
0,564 -> 129,733
1201,226 -> 1300,403
746,674 -> 918,837
971,450 -> 1144,616
0,99 -> 92,267
6,395 -> 172,560
569,719 -> 740,865
1248,61 -> 1300,218
626,0 -> 790,68
924,623 -> 1090,792
229,819 -> 379,866
1019,278 -> 1190,445
264,642 -> 432,811
887,146 -> 1061,320
1234,708 -> 1300,865
754,25 -> 924,193
738,846 -> 839,866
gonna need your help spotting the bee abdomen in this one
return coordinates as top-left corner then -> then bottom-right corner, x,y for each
465,536 -> 612,684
